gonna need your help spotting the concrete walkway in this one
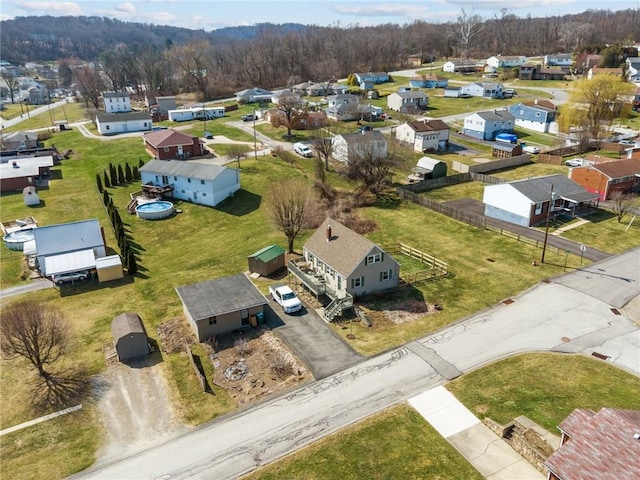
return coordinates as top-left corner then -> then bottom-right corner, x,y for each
409,387 -> 544,480
551,218 -> 590,236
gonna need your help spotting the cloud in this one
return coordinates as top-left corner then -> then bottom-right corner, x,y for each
334,3 -> 428,18
115,2 -> 136,13
446,0 -> 575,9
13,0 -> 83,15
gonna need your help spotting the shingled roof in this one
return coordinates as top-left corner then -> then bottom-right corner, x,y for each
587,158 -> 640,179
304,218 -> 379,278
545,408 -> 640,480
407,119 -> 449,132
143,128 -> 201,148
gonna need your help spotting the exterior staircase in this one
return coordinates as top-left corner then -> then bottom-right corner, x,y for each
323,294 -> 354,322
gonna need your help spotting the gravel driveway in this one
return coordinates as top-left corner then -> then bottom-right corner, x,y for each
92,355 -> 187,462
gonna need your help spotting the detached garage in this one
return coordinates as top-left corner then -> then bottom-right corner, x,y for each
111,312 -> 150,361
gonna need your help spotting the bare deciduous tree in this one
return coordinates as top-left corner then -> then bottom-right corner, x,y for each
74,64 -> 105,109
270,91 -> 307,139
266,178 -> 313,253
610,191 -> 636,223
310,119 -> 338,172
451,9 -> 484,60
226,144 -> 248,169
345,141 -> 401,195
0,301 -> 86,409
0,70 -> 20,103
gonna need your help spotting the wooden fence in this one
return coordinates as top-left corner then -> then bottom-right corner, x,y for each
397,188 -> 488,228
185,341 -> 207,392
384,242 -> 449,284
402,173 -> 472,192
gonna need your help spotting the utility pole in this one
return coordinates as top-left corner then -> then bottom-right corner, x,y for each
253,107 -> 257,160
541,184 -> 554,264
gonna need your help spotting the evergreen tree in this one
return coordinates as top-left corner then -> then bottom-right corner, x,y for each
96,173 -> 103,193
117,164 -> 125,184
138,158 -> 145,168
125,163 -> 133,182
102,188 -> 109,206
127,250 -> 137,275
103,170 -> 111,188
132,166 -> 140,180
110,166 -> 118,186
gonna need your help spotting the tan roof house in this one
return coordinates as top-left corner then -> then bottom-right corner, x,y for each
332,130 -> 387,163
288,218 -> 399,321
395,119 -> 450,152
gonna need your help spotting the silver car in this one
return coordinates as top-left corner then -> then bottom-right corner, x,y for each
52,271 -> 89,285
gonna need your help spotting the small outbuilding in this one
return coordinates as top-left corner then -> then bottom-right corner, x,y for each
96,255 -> 124,282
492,142 -> 523,158
248,244 -> 286,277
23,186 -> 40,206
111,312 -> 150,361
408,156 -> 448,182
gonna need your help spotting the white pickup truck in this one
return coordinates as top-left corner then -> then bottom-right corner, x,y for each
269,284 -> 303,314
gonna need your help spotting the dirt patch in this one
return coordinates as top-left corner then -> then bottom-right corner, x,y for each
359,299 -> 439,325
158,316 -> 195,354
93,355 -> 187,462
207,327 -> 312,406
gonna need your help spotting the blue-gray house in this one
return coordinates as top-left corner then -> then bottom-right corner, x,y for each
463,110 -> 515,141
354,72 -> 390,90
409,74 -> 448,89
508,100 -> 558,133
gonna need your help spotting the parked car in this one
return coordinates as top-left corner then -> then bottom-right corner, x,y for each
565,158 -> 585,167
52,271 -> 89,286
522,145 -> 540,154
619,139 -> 636,146
269,284 -> 303,314
203,131 -> 213,139
293,142 -> 313,158
358,125 -> 372,132
504,88 -> 517,95
241,113 -> 256,122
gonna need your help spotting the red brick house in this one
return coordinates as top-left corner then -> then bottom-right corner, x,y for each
143,129 -> 205,161
568,158 -> 640,200
544,408 -> 640,480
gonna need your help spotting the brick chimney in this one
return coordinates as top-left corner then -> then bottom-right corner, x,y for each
326,225 -> 332,242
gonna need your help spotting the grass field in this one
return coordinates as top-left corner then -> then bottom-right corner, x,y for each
1,101 -> 94,133
242,404 -> 484,480
244,353 -> 640,480
1,99 -> 637,479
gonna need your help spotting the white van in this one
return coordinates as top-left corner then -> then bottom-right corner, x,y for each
294,142 -> 313,158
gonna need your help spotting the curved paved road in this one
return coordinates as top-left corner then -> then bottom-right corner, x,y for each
71,248 -> 640,480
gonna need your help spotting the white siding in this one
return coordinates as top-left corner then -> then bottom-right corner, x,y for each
483,184 -> 531,218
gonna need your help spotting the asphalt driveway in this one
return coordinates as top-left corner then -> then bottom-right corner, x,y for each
265,302 -> 364,379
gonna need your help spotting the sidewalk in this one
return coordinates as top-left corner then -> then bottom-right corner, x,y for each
409,386 -> 544,480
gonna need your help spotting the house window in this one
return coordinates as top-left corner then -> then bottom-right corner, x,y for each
202,193 -> 206,196
380,269 -> 392,281
164,147 -> 170,152
351,276 -> 364,288
519,109 -> 525,115
187,178 -> 191,183
326,266 -> 335,279
201,180 -> 205,185
181,189 -> 185,193
535,203 -> 543,215
106,125 -> 110,130
241,309 -> 249,326
208,317 -> 217,325
174,176 -> 177,180
366,253 -> 382,264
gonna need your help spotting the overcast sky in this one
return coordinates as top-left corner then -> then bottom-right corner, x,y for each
1,0 -> 638,31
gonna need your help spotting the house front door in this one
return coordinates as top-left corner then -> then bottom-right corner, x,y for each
241,309 -> 249,326
178,145 -> 183,157
193,191 -> 198,202
337,275 -> 342,291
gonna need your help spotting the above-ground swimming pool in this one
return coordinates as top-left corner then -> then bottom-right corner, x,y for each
3,228 -> 36,251
135,201 -> 175,220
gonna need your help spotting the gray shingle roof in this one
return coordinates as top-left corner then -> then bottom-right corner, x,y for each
304,218 -> 378,277
508,174 -> 599,203
476,110 -> 515,122
175,274 -> 267,321
140,159 -> 231,181
96,112 -> 151,123
338,130 -> 386,146
102,91 -> 130,98
394,90 -> 427,99
33,219 -> 103,257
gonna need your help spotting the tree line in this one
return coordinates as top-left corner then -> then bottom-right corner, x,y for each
2,8 -> 639,100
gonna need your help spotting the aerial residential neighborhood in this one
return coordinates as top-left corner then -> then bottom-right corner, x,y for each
1,4 -> 639,480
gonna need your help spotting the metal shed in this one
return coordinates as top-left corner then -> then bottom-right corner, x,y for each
247,245 -> 286,277
111,312 -> 150,361
96,255 -> 123,283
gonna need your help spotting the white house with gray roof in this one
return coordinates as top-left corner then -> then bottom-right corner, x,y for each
460,81 -> 505,99
332,130 -> 388,163
463,110 -> 515,140
176,274 -> 268,341
625,57 -> 640,82
483,174 -> 599,227
102,91 -> 132,113
140,159 -> 240,207
32,219 -> 105,276
96,111 -> 152,135
387,90 -> 428,113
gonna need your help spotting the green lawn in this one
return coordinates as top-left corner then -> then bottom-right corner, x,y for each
447,353 -> 640,431
242,404 -> 483,480
2,102 -> 94,133
244,352 -> 640,480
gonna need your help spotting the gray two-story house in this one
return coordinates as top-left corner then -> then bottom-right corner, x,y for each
508,100 -> 557,133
